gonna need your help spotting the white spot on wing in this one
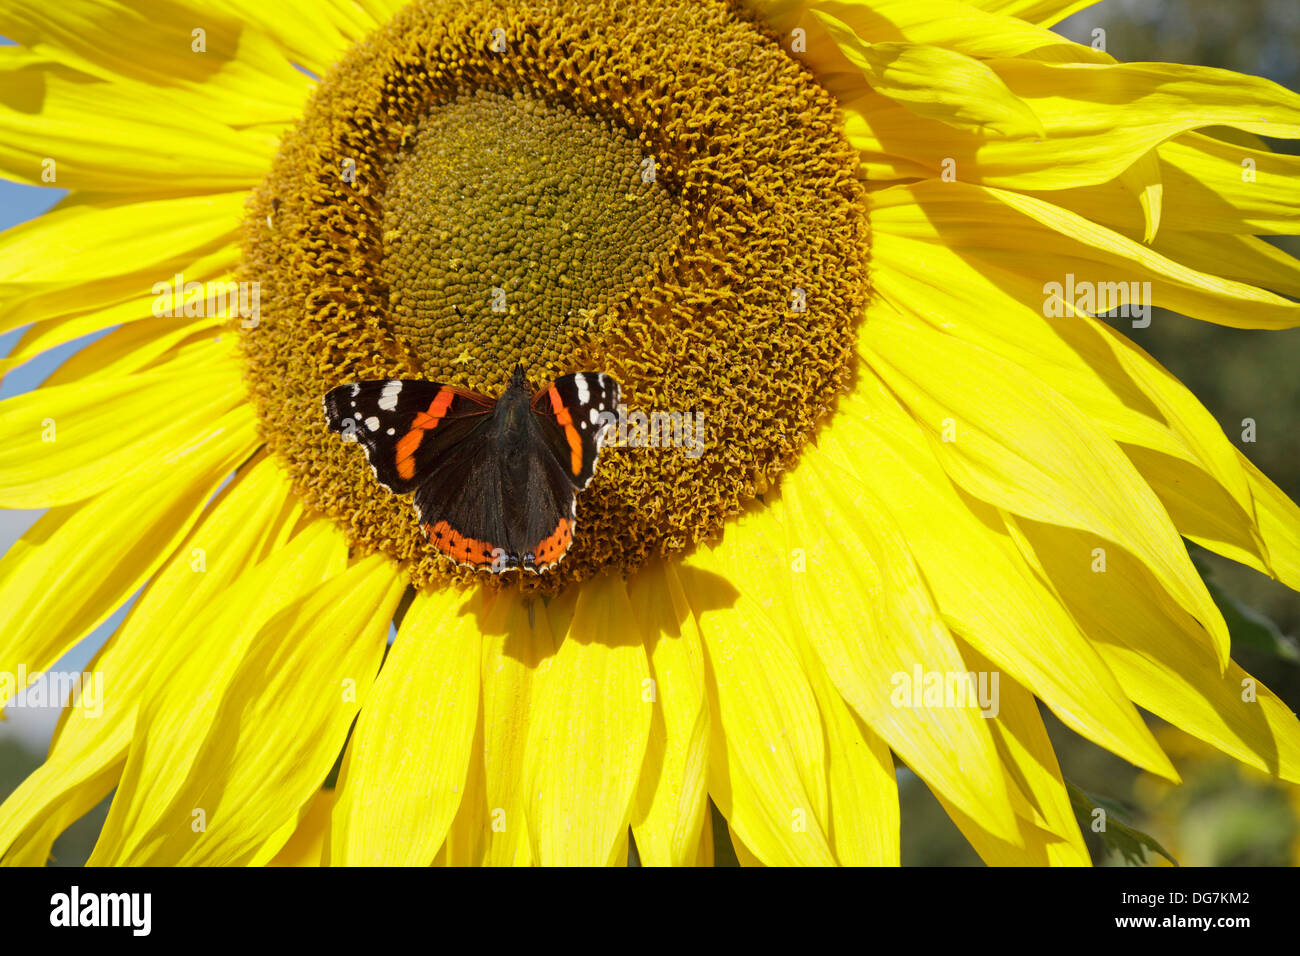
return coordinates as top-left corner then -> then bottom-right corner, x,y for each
378,380 -> 402,411
365,416 -> 380,431
350,383 -> 361,397
589,407 -> 600,424
574,373 -> 589,404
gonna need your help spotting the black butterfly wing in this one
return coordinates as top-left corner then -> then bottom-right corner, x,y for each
530,373 -> 620,490
510,438 -> 581,572
324,372 -> 620,574
322,379 -> 493,494
411,441 -> 517,570
412,397 -> 578,572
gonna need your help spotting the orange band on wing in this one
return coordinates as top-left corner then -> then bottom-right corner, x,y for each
425,520 -> 499,569
396,389 -> 457,480
546,386 -> 584,476
532,517 -> 573,565
395,431 -> 423,479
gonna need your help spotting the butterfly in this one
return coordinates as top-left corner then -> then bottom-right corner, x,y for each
323,365 -> 620,573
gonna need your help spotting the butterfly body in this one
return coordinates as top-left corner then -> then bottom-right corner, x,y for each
323,366 -> 619,573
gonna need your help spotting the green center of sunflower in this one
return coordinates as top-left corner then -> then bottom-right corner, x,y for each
238,0 -> 871,593
383,89 -> 684,384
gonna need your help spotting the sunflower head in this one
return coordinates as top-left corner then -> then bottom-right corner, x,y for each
237,0 -> 870,592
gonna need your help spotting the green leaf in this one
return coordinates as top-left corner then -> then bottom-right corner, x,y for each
1066,782 -> 1178,867
1192,553 -> 1300,664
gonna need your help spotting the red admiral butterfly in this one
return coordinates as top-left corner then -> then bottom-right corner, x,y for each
323,365 -> 620,573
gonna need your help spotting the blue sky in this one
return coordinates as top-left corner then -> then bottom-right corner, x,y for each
1,33 -> 126,748
0,176 -> 122,751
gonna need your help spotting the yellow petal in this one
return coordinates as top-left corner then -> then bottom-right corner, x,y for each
833,373 -> 1175,778
0,252 -> 239,381
678,554 -> 838,864
0,454 -> 297,864
744,0 -> 1102,105
525,573 -> 653,866
794,636 -> 900,865
0,347 -> 243,507
267,790 -> 336,867
814,15 -> 1044,138
1149,232 -> 1300,305
1159,133 -> 1300,235
214,0 -> 374,76
962,0 -> 1099,26
863,306 -> 1231,669
1,0 -> 311,125
864,194 -> 1280,579
1071,322 -> 1273,577
868,195 -> 1270,539
111,551 -> 402,865
1011,517 -> 1300,784
693,805 -> 715,867
0,193 -> 245,330
1116,148 -> 1163,243
470,589 -> 558,866
0,56 -> 275,191
1124,445 -> 1272,579
1025,133 -> 1300,236
996,184 -> 1299,328
331,586 -> 482,865
627,559 -> 711,867
1240,456 -> 1300,594
778,473 -> 1025,845
0,761 -> 120,867
1089,321 -> 1253,510
728,822 -> 767,867
20,316 -> 226,387
88,519 -> 350,864
936,643 -> 1091,865
436,707 -> 488,867
0,406 -> 258,710
870,181 -> 1299,329
810,0 -> 1108,62
353,0 -> 408,28
847,59 -> 1300,189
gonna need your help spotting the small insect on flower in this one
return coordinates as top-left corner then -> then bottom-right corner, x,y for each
323,365 -> 619,573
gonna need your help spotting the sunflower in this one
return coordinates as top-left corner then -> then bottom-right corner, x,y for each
1,0 -> 1299,867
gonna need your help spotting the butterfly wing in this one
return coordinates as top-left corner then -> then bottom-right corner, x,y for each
412,389 -> 580,573
509,437 -> 581,572
324,372 -> 620,574
323,379 -> 493,494
484,371 -> 618,572
411,441 -> 517,570
530,372 -> 620,490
